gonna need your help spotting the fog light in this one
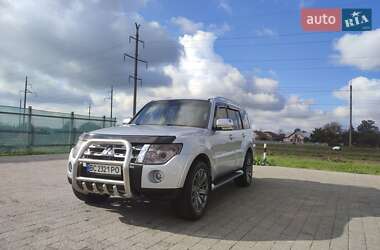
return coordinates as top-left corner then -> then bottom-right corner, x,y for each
68,162 -> 73,173
149,170 -> 164,183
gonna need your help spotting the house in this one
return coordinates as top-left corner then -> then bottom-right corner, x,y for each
283,130 -> 309,144
254,130 -> 285,141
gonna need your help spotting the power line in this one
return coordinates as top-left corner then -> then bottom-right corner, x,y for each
147,31 -> 335,44
147,40 -> 333,49
149,55 -> 378,64
124,23 -> 148,116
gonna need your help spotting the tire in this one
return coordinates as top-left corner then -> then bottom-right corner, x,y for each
72,188 -> 109,203
235,151 -> 253,187
173,160 -> 211,220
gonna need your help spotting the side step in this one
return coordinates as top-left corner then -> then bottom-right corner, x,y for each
211,170 -> 243,190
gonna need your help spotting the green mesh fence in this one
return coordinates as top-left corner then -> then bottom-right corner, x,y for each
0,105 -> 116,153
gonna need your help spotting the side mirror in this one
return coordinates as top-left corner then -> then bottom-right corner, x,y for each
122,117 -> 133,126
215,118 -> 234,130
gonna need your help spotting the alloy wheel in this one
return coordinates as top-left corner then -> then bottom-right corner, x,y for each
191,168 -> 209,213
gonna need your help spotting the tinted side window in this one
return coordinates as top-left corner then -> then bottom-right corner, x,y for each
241,111 -> 250,129
213,106 -> 228,127
227,109 -> 242,130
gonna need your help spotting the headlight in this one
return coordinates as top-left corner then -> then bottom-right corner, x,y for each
71,133 -> 88,158
142,144 -> 182,165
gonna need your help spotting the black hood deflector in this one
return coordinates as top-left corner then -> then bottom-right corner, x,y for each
85,134 -> 176,144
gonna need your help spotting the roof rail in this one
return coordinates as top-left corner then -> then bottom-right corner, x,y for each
211,96 -> 241,108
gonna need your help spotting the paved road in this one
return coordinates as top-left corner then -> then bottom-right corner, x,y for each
1,158 -> 380,250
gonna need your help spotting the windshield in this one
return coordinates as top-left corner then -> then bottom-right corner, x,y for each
131,100 -> 211,128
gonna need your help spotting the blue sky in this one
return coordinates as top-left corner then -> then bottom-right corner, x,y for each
139,0 -> 380,112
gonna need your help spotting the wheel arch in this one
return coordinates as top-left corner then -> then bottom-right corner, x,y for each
177,153 -> 213,188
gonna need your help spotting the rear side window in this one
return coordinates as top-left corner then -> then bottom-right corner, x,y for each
241,111 -> 251,129
213,106 -> 228,127
227,109 -> 242,130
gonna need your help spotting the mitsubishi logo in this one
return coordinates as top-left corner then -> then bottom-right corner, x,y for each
101,146 -> 115,157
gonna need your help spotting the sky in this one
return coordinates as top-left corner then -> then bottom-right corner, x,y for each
0,0 -> 379,132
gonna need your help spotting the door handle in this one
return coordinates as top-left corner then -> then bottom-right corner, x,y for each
229,134 -> 233,140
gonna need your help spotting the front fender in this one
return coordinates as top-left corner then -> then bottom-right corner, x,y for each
176,137 -> 215,188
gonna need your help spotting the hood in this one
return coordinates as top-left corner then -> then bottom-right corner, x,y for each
86,125 -> 208,143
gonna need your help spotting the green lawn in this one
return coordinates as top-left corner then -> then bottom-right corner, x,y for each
256,143 -> 380,175
268,155 -> 380,175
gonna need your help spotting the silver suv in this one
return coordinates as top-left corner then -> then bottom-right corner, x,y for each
67,97 -> 255,220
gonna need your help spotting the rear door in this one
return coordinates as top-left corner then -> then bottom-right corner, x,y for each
227,108 -> 244,170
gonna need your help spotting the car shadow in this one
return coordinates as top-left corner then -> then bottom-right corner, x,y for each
89,177 -> 380,242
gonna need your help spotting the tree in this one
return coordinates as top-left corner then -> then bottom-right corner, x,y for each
357,120 -> 379,133
356,120 -> 380,147
310,122 -> 343,146
310,128 -> 324,143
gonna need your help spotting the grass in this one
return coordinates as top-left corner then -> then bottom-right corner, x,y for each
256,142 -> 380,175
268,155 -> 380,175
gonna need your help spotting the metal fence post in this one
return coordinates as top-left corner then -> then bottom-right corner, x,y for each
27,106 -> 33,151
69,112 -> 74,147
102,116 -> 106,128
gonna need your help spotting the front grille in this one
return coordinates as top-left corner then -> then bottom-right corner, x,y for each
81,143 -> 144,162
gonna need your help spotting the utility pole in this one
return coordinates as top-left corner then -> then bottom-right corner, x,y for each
22,76 -> 32,125
19,98 -> 22,127
105,86 -> 114,119
349,83 -> 353,148
88,103 -> 91,119
23,76 -> 32,110
124,23 -> 148,116
110,85 -> 113,119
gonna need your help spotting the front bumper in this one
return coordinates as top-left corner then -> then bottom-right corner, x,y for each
67,138 -> 189,200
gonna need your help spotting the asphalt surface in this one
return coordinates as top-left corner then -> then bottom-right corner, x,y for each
1,156 -> 380,250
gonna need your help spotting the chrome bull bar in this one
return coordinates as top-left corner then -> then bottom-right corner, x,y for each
71,139 -> 133,198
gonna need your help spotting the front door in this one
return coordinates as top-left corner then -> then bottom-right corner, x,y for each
210,106 -> 236,178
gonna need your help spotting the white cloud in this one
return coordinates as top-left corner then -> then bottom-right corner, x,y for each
333,76 -> 380,125
157,31 -> 280,108
253,77 -> 278,93
144,30 -> 332,131
333,29 -> 380,71
171,16 -> 230,35
0,0 -> 181,117
255,28 -> 277,37
207,22 -> 231,35
171,17 -> 204,34
218,0 -> 232,14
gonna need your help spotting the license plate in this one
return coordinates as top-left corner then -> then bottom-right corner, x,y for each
85,163 -> 121,176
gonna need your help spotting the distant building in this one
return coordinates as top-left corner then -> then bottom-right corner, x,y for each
254,130 -> 285,141
283,130 -> 309,144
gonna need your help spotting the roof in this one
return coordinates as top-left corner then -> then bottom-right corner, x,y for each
284,130 -> 309,138
211,96 -> 243,110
